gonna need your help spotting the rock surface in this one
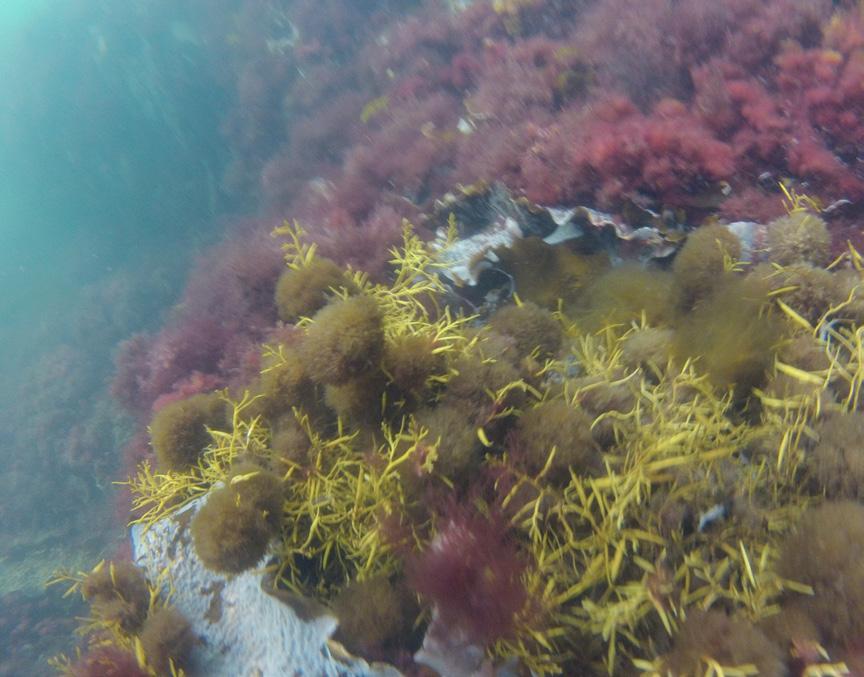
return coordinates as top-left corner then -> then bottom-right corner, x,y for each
132,497 -> 400,677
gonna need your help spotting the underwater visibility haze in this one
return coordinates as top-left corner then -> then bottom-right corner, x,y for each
3,1 -> 864,675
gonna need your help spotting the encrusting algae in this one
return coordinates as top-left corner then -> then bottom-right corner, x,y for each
53,192 -> 864,674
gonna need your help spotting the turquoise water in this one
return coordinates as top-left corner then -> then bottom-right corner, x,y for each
0,3 -> 229,673
0,0 -> 50,37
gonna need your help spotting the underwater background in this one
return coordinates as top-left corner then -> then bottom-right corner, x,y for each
3,1 -> 864,675
0,0 -> 231,672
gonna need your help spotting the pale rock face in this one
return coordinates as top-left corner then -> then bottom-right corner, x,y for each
415,609 -> 522,677
131,496 -> 400,677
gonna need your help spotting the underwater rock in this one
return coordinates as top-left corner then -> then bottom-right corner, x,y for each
725,220 -> 765,263
415,609 -> 522,677
430,183 -> 778,318
131,496 -> 400,677
430,183 -> 683,304
430,183 -> 549,287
